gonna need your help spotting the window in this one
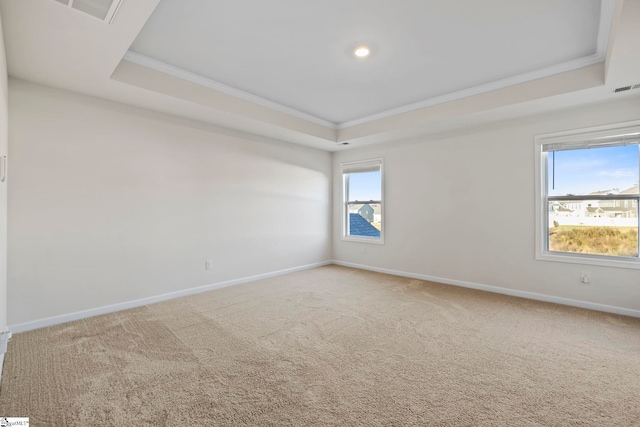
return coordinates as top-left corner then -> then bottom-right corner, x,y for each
342,159 -> 383,243
535,121 -> 640,268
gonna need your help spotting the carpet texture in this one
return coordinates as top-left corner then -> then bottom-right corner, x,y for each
1,265 -> 639,426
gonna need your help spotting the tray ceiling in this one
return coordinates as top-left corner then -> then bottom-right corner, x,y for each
128,0 -> 606,126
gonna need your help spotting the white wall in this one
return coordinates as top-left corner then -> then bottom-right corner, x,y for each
8,79 -> 332,326
7,76 -> 640,329
334,96 -> 640,313
0,11 -> 9,336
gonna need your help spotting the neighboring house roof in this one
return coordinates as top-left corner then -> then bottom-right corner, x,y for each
358,203 -> 382,215
586,206 -> 634,213
589,189 -> 619,195
349,214 -> 380,238
549,202 -> 572,212
597,207 -> 635,212
619,185 -> 639,195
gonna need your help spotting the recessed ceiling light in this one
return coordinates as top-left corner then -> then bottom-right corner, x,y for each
354,46 -> 371,58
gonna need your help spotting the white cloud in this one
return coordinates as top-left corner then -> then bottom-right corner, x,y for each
597,169 -> 637,178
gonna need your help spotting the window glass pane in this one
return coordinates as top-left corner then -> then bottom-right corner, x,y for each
546,144 -> 640,258
548,201 -> 638,257
348,171 -> 381,202
345,169 -> 382,239
348,203 -> 381,238
548,145 -> 639,197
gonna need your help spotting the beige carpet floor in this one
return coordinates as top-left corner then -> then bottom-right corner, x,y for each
1,265 -> 640,426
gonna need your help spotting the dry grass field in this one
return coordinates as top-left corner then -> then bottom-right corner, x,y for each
549,225 -> 638,256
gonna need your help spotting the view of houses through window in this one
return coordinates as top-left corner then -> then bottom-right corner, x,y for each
342,160 -> 383,241
348,202 -> 381,237
546,144 -> 639,257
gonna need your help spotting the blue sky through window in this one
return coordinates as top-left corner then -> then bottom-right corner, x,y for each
548,145 -> 639,196
348,171 -> 381,201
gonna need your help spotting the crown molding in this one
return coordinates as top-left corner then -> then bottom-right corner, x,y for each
123,51 -> 338,129
338,55 -> 606,129
338,0 -> 615,129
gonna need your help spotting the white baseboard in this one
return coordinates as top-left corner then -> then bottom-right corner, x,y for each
333,260 -> 640,318
0,352 -> 4,386
0,329 -> 10,385
9,258 -> 639,335
9,261 -> 333,334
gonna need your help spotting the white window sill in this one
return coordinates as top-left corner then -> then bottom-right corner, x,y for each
536,251 -> 640,270
342,236 -> 385,245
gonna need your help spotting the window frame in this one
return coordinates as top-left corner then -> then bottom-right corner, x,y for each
341,158 -> 384,244
535,120 -> 640,269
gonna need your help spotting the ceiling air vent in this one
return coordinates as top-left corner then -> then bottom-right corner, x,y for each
612,83 -> 640,94
53,0 -> 123,24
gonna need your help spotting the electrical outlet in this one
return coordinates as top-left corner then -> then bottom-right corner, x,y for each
581,271 -> 590,284
205,259 -> 213,270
